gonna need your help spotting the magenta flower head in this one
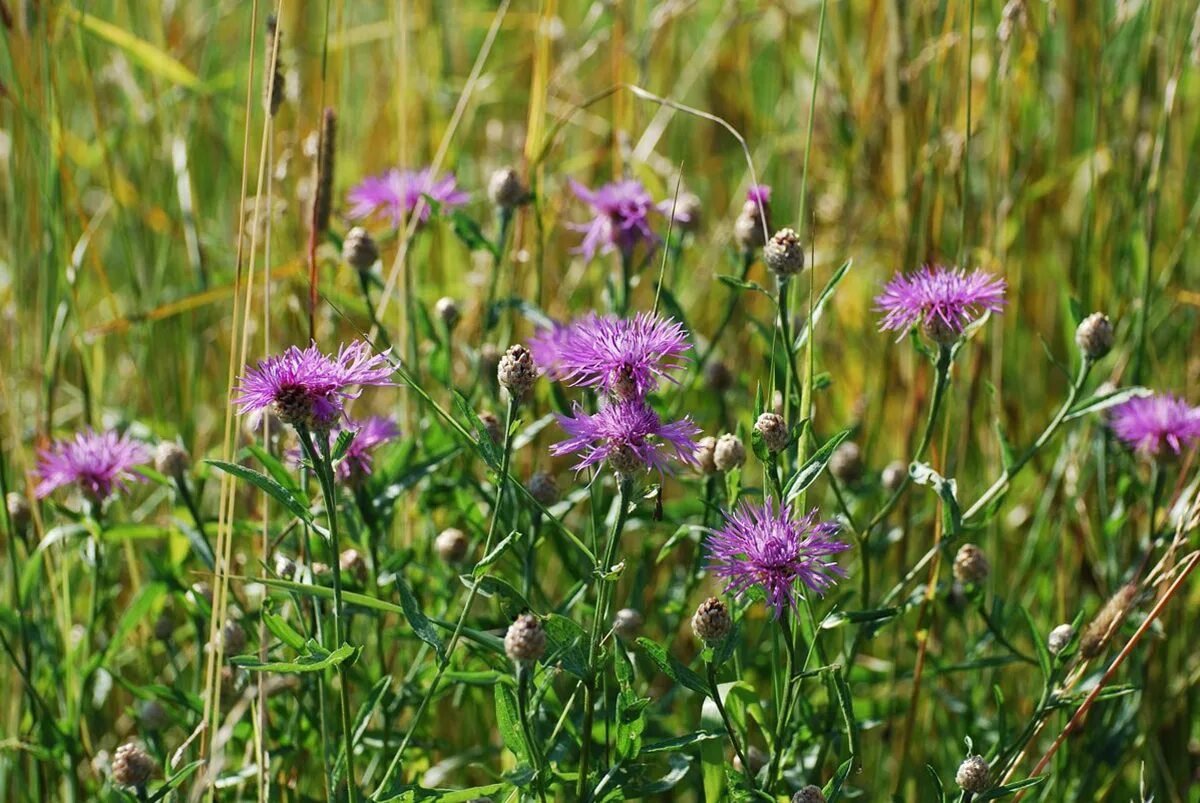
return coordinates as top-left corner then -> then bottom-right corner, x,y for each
706,499 -> 849,619
1109,393 -> 1200,457
550,398 -> 701,476
531,312 -> 690,399
348,167 -> 468,228
568,178 -> 673,261
746,184 -> 771,207
234,341 -> 395,430
874,265 -> 1006,344
293,415 -> 401,482
35,429 -> 151,503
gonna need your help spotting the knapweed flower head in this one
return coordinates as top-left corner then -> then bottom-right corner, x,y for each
874,265 -> 1006,343
35,429 -> 151,502
234,341 -> 395,429
1109,393 -> 1200,456
706,499 -> 849,619
551,398 -> 700,475
568,178 -> 675,261
746,184 -> 771,207
328,416 -> 401,481
531,312 -> 690,399
348,167 -> 468,227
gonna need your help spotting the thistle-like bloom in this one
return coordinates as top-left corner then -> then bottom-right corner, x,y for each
706,499 -> 849,619
550,398 -> 700,475
568,178 -> 676,261
531,312 -> 690,398
348,167 -> 468,227
874,266 -> 1006,342
746,184 -> 771,207
35,429 -> 151,502
1109,393 -> 1200,456
234,341 -> 395,429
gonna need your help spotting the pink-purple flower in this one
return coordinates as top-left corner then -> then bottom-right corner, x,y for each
746,184 -> 771,207
550,398 -> 700,475
35,429 -> 151,502
706,499 -> 849,619
529,312 -> 690,398
874,266 -> 1006,341
1109,393 -> 1200,457
348,167 -> 468,227
293,415 -> 401,481
234,341 -> 395,429
568,178 -> 676,261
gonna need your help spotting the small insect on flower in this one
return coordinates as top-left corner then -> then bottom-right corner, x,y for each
533,312 -> 691,399
1108,393 -> 1200,457
35,429 -> 152,503
568,178 -> 676,261
550,398 -> 701,476
874,265 -> 1006,344
348,167 -> 468,228
233,341 -> 395,430
706,499 -> 850,619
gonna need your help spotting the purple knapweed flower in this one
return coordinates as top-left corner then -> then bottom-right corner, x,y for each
568,178 -> 675,261
550,398 -> 700,476
1109,393 -> 1200,457
293,415 -> 401,481
746,184 -> 771,207
531,312 -> 690,398
234,341 -> 395,430
874,265 -> 1006,343
348,167 -> 468,227
706,499 -> 849,619
35,429 -> 151,502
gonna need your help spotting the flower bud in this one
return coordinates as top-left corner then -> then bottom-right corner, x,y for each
755,413 -> 789,453
829,442 -> 864,484
791,785 -> 826,803
478,411 -> 503,445
435,297 -> 460,329
763,227 -> 805,277
671,191 -> 702,234
111,742 -> 155,788
528,472 -> 559,506
734,201 -> 769,254
704,360 -> 733,393
487,167 -> 525,209
691,596 -> 732,644
339,548 -> 367,582
435,528 -> 469,564
955,754 -> 990,793
881,460 -> 907,492
952,544 -> 990,585
342,226 -> 379,271
1080,583 -> 1137,658
1075,312 -> 1114,360
139,700 -> 169,731
155,441 -> 190,478
497,344 -> 536,400
713,434 -> 746,472
221,620 -> 247,656
693,436 -> 718,475
612,608 -> 643,640
1047,623 -> 1073,656
504,614 -> 546,664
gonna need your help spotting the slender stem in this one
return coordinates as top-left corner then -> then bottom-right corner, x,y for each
707,660 -> 757,792
374,396 -> 520,796
695,251 -> 754,372
174,474 -> 213,564
484,208 -> 514,333
765,614 -> 798,791
777,278 -> 803,427
516,664 -> 549,802
357,268 -> 392,352
297,427 -> 357,803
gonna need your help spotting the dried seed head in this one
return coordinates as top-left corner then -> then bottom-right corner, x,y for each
435,297 -> 461,329
478,411 -> 503,445
612,608 -> 643,640
763,228 -> 805,277
221,621 -> 247,656
881,460 -> 907,492
694,436 -> 718,475
528,472 -> 559,506
435,527 -> 469,564
1075,312 -> 1114,360
791,785 -> 826,803
264,17 -> 285,116
1047,623 -> 1074,656
952,544 -> 990,585
6,492 -> 30,532
342,226 -> 379,271
734,201 -> 769,253
704,360 -> 733,393
755,413 -> 789,453
139,700 -> 168,731
713,434 -> 746,472
497,344 -> 536,400
487,167 -> 525,209
311,108 -> 336,234
155,441 -> 190,478
829,442 -> 864,484
1080,583 -> 1137,659
339,548 -> 367,582
692,596 -> 732,644
504,614 -> 546,664
111,742 -> 155,788
955,754 -> 990,793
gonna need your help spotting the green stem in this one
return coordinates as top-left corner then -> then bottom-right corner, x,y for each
708,660 -> 757,792
765,615 -> 797,791
484,208 -> 514,333
517,664 -> 549,802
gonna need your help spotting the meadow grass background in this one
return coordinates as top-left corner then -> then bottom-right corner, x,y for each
3,0 -> 1200,800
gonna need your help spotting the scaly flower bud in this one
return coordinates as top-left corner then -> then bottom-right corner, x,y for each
1075,312 -> 1114,360
155,441 -> 190,478
713,434 -> 746,472
504,614 -> 546,664
435,528 -> 469,564
342,226 -> 379,271
755,413 -> 789,453
691,596 -> 732,644
497,345 -> 536,401
487,167 -> 526,209
955,754 -> 989,793
763,227 -> 805,277
952,544 -> 990,585
111,742 -> 155,788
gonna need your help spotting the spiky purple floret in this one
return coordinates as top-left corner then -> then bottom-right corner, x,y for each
531,312 -> 690,397
706,499 -> 849,619
233,341 -> 395,428
550,398 -> 700,474
35,429 -> 151,501
1109,393 -> 1200,456
348,167 -> 468,227
336,415 -> 401,479
746,184 -> 771,206
568,178 -> 673,261
874,265 -> 1006,339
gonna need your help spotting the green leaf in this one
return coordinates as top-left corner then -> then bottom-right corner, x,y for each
1021,606 -> 1053,683
542,614 -> 590,680
641,730 -> 723,755
146,760 -> 204,802
909,462 -> 962,537
206,460 -> 312,523
88,583 -> 165,673
263,611 -> 308,652
475,531 -> 520,575
1065,385 -> 1153,421
494,684 -> 529,762
784,428 -> 851,503
243,444 -> 300,492
232,642 -> 355,673
977,775 -> 1048,800
636,637 -> 709,697
396,572 -> 445,661
794,258 -> 853,350
717,274 -> 775,300
65,8 -> 203,90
